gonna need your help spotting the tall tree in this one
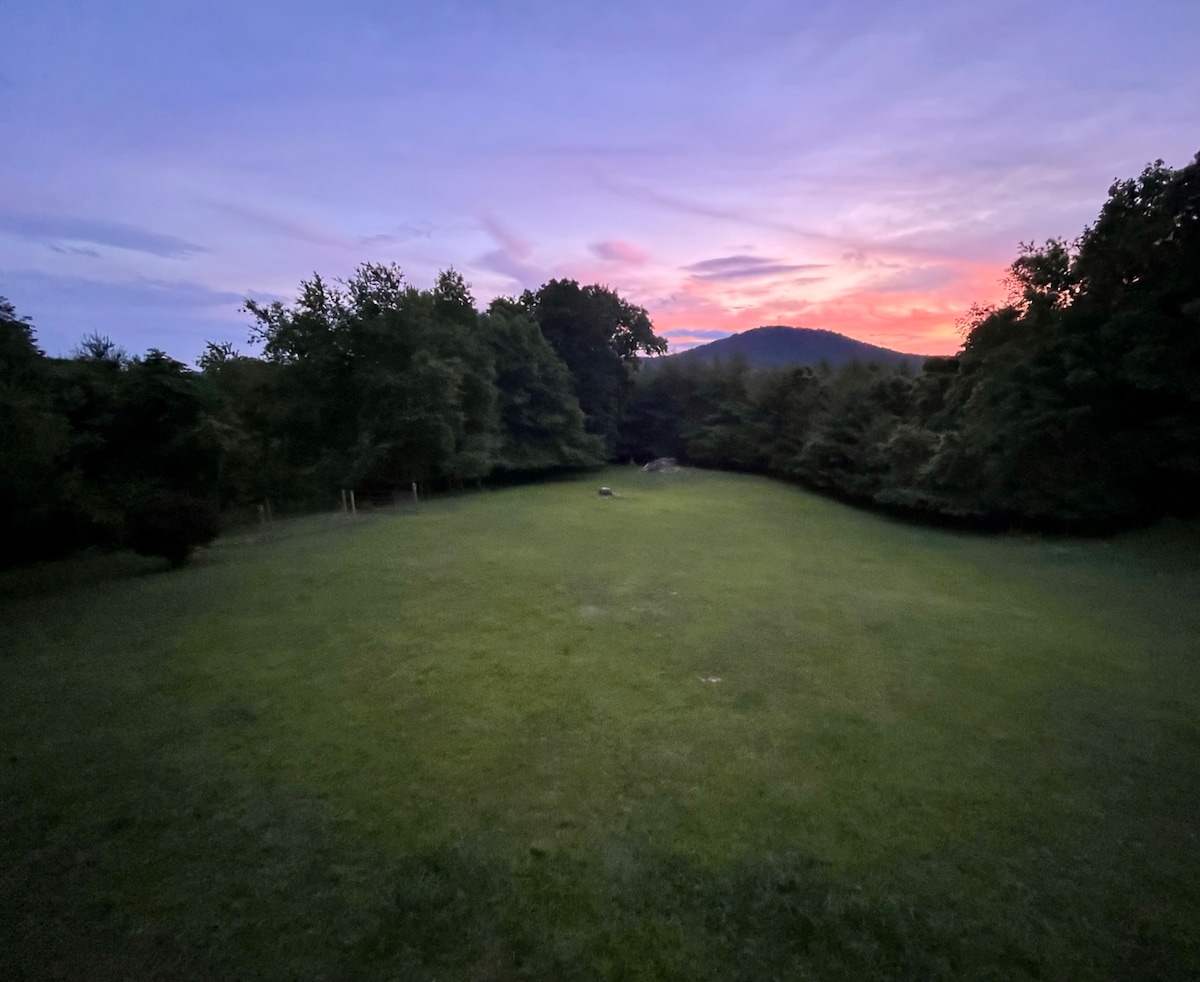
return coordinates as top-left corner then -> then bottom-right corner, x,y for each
522,280 -> 667,453
0,299 -> 72,564
482,298 -> 605,471
245,264 -> 502,490
922,154 -> 1200,524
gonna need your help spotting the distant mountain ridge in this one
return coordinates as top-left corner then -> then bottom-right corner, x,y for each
659,325 -> 929,369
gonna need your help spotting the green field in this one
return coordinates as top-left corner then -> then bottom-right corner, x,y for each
2,468 -> 1197,980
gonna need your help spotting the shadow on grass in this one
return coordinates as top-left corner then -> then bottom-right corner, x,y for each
0,511 -> 366,607
0,549 -> 167,603
4,770 -> 1193,982
366,842 -> 1194,982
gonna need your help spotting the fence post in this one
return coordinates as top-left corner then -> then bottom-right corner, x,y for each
349,490 -> 357,516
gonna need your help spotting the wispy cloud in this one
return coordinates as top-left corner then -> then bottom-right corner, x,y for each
593,174 -> 839,243
359,233 -> 400,247
0,269 -> 246,309
357,221 -> 436,249
0,269 -> 260,361
0,211 -> 206,259
243,288 -> 288,305
684,255 -> 828,282
49,244 -> 102,258
201,198 -> 344,248
861,263 -> 961,294
591,239 -> 648,265
474,217 -> 546,289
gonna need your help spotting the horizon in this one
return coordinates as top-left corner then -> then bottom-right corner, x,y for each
2,0 -> 1196,364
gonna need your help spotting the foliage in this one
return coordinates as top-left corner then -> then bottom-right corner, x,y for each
1,265 -> 645,563
123,491 -> 220,566
622,154 -> 1200,529
2,154 -> 1196,563
241,265 -> 612,493
482,297 -> 605,471
919,155 -> 1200,525
1,311 -> 223,565
244,264 -> 497,489
522,279 -> 668,452
0,300 -> 71,565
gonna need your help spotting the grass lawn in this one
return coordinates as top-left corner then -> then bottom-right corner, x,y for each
2,467 -> 1197,980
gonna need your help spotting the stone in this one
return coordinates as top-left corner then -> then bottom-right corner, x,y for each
642,457 -> 679,473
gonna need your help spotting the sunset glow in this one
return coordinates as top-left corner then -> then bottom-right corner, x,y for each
1,1 -> 1195,361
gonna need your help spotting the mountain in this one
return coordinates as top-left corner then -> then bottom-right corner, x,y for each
657,325 -> 929,370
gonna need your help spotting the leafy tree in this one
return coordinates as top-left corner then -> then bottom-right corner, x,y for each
1006,238 -> 1077,311
786,361 -> 913,499
679,355 -> 767,471
917,154 -> 1200,525
73,332 -> 127,364
116,350 -> 219,492
0,299 -> 73,565
246,264 -> 503,491
522,280 -> 667,453
482,298 -> 604,471
622,359 -> 700,461
195,344 -> 292,507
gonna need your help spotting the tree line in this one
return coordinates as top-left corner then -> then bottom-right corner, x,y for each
625,156 -> 1199,530
0,274 -> 665,566
1,155 -> 1196,565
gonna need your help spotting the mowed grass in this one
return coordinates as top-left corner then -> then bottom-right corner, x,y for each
2,468 -> 1197,980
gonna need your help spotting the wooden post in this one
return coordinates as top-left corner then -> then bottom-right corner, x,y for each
411,481 -> 419,505
349,490 -> 357,516
340,488 -> 347,513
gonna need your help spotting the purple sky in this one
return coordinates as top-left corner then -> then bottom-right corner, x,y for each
2,0 -> 1196,362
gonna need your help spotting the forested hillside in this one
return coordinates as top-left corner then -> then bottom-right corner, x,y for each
658,324 -> 925,369
1,155 -> 1196,565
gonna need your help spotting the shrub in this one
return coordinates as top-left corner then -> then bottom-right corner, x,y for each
124,492 -> 220,567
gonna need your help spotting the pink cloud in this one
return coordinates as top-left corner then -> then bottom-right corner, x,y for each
683,254 -> 828,282
475,216 -> 546,289
590,239 -> 648,265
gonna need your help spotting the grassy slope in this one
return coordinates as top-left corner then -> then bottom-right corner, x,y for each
2,468 -> 1197,980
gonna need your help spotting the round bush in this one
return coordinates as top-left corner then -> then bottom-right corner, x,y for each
124,492 -> 220,567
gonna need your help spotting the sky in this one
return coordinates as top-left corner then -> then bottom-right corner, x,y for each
1,0 -> 1196,363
